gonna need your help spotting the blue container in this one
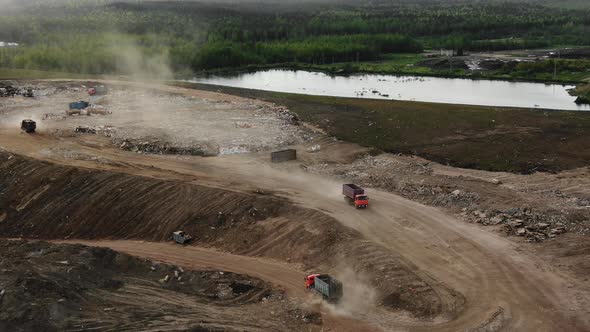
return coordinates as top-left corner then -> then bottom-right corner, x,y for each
69,101 -> 89,110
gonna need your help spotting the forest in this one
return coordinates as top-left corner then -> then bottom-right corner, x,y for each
0,0 -> 588,75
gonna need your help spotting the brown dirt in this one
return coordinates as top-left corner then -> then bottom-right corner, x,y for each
1,79 -> 589,331
0,239 -> 305,332
306,153 -> 590,239
0,151 -> 448,331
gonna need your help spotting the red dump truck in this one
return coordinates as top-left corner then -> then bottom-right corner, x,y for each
342,184 -> 369,209
305,274 -> 343,303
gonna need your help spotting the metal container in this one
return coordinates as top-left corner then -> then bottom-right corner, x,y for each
271,149 -> 297,163
313,275 -> 343,303
342,183 -> 365,199
69,101 -> 89,110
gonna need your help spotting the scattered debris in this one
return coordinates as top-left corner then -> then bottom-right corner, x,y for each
235,121 -> 253,128
301,310 -> 322,325
0,85 -> 34,97
118,138 -> 219,156
417,58 -> 469,70
308,144 -> 321,153
66,107 -> 110,116
75,126 -> 97,134
307,154 -> 584,241
274,106 -> 299,125
491,178 -> 502,185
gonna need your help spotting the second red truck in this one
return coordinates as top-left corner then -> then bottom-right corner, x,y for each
342,183 -> 369,209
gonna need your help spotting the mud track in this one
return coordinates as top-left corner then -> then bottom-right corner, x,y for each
0,239 -> 302,332
1,80 -> 589,331
56,240 -> 369,332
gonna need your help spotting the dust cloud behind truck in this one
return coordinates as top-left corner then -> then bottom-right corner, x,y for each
342,184 -> 369,208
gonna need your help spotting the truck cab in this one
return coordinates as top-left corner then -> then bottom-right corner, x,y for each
172,231 -> 192,244
305,273 -> 321,289
354,195 -> 369,209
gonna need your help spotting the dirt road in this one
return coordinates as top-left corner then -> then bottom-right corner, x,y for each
191,156 -> 589,332
4,130 -> 587,331
57,240 -> 375,332
1,81 -> 589,331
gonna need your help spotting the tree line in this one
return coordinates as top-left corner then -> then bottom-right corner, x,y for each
0,1 -> 588,74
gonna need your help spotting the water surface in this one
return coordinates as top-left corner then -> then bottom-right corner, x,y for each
190,70 -> 589,111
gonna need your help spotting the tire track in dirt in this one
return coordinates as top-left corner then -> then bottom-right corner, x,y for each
1,81 -> 588,331
1,151 -> 446,331
57,240 -> 375,332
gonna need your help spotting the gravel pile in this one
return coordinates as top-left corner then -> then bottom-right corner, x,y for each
307,154 -> 590,241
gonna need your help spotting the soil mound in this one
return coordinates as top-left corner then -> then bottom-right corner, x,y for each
0,151 -> 460,319
0,239 -> 290,332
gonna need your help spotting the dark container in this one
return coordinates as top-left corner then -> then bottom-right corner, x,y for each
271,149 -> 297,163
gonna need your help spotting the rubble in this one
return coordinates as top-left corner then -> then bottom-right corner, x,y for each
491,178 -> 502,185
306,154 -> 583,242
117,137 -> 219,157
66,107 -> 110,116
0,85 -> 34,98
235,121 -> 253,128
2,83 -> 309,157
0,240 -> 285,331
274,106 -> 299,125
75,126 -> 97,134
308,144 -> 321,153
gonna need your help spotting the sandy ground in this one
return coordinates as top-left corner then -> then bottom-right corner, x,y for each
1,80 -> 589,331
0,80 -> 307,156
56,240 -> 370,332
0,239 -> 312,332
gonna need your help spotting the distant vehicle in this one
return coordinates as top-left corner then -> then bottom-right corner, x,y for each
342,184 -> 369,209
172,231 -> 192,244
88,85 -> 108,96
20,119 -> 36,133
305,274 -> 343,303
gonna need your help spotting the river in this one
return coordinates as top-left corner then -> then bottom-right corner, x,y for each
190,69 -> 589,111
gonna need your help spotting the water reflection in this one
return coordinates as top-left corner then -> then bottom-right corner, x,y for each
190,70 -> 589,111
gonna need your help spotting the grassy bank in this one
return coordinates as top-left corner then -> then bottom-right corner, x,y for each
177,82 -> 590,174
0,68 -> 92,80
299,56 -> 590,84
193,55 -> 590,85
573,84 -> 590,104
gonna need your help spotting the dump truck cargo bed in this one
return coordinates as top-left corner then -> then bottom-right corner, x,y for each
312,274 -> 343,303
342,183 -> 365,199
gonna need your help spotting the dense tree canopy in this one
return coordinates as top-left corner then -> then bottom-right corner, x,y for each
0,0 -> 588,74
